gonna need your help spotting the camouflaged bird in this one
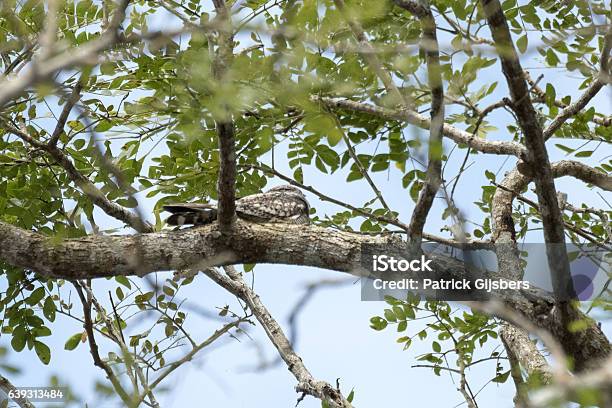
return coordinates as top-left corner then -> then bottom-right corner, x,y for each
163,185 -> 310,226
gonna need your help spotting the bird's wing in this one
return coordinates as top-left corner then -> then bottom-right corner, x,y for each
236,192 -> 309,221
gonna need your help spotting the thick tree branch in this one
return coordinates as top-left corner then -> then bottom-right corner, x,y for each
314,96 -> 527,157
481,0 -> 571,298
491,159 -> 611,373
471,301 -> 568,380
500,323 -> 552,386
393,1 -> 427,17
0,219 -> 608,370
501,324 -> 529,405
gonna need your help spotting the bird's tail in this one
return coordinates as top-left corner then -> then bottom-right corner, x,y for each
163,203 -> 217,226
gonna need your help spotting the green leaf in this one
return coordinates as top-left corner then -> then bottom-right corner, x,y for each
26,287 -> 46,306
555,144 -> 575,154
94,120 -> 113,132
384,308 -> 397,322
369,316 -> 388,331
116,276 -> 131,289
492,370 -> 511,383
73,138 -> 86,150
392,306 -> 405,320
545,83 -> 556,107
64,333 -> 84,351
516,35 -> 528,53
545,49 -> 559,67
403,304 -> 416,320
28,104 -> 37,119
34,341 -> 51,365
11,327 -> 26,352
347,389 -> 355,403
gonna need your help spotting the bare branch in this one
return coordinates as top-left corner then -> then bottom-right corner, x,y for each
73,281 -> 132,406
0,374 -> 36,408
135,317 -> 245,406
203,266 -> 353,408
333,117 -> 392,212
78,282 -> 160,407
314,96 -> 527,157
457,359 -> 478,408
543,80 -> 606,140
48,78 -> 84,147
543,23 -> 612,139
212,0 -> 237,230
397,2 -> 445,241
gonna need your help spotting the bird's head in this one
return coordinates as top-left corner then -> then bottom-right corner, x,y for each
266,184 -> 306,198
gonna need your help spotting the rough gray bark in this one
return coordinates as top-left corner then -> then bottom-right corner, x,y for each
500,323 -> 552,384
491,159 -> 612,374
0,219 -> 609,371
481,0 -> 572,299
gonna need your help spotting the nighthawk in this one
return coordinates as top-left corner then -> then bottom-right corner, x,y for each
163,185 -> 310,226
